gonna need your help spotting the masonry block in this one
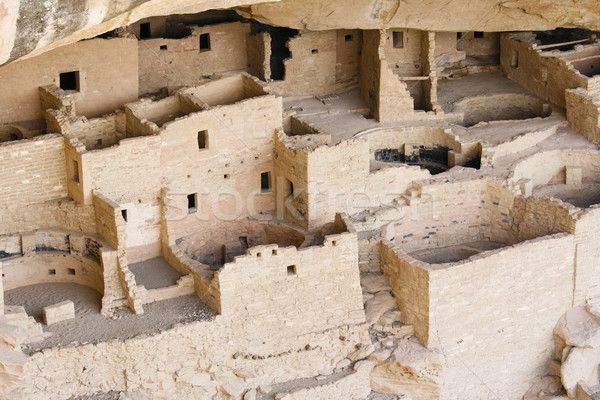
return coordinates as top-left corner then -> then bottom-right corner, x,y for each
565,166 -> 583,185
43,300 -> 75,325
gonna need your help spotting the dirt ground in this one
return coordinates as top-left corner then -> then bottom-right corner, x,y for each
5,283 -> 215,354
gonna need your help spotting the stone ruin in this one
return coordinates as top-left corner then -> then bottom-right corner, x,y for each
1,2 -> 600,399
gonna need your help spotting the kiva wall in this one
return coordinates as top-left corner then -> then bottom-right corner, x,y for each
381,232 -> 574,400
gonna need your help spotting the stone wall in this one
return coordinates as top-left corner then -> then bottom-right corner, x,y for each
216,231 -> 365,336
0,134 -> 67,207
381,232 -> 574,400
270,30 -> 338,96
17,317 -> 367,400
500,33 -> 589,107
0,38 -> 138,124
566,87 -> 600,145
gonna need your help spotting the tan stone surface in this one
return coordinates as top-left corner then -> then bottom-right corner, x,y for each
42,300 -> 76,325
370,339 -> 443,400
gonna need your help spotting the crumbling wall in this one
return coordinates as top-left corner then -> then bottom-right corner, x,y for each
500,33 -> 588,107
360,30 -> 416,121
270,30 -> 337,95
62,112 -> 126,150
19,318 -> 365,400
0,38 -> 138,124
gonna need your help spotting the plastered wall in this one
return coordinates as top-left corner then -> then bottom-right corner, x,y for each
0,38 -> 138,124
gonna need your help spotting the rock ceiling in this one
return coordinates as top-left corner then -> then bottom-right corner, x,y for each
2,0 -> 600,66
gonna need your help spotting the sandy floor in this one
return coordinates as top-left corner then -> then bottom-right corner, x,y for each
5,283 -> 215,354
409,240 -> 506,264
437,72 -> 534,113
129,256 -> 183,289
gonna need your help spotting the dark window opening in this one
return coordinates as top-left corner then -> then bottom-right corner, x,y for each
286,179 -> 294,198
287,265 -> 297,276
48,269 -> 56,275
511,49 -> 519,69
59,71 -> 79,91
345,34 -> 353,42
121,209 -> 128,222
457,32 -> 462,40
140,22 -> 151,39
256,252 -> 262,257
67,268 -> 76,276
267,27 -> 298,81
71,160 -> 80,183
392,31 -> 404,48
187,193 -> 197,213
474,31 -> 484,39
160,45 -> 167,50
198,130 -> 208,149
261,172 -> 271,193
200,33 -> 211,52
9,133 -> 18,141
311,49 -> 318,54
272,249 -> 278,255
332,240 -> 337,246
224,174 -> 230,179
239,236 -> 248,250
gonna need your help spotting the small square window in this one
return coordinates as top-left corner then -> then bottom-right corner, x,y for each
311,49 -> 318,54
345,34 -> 353,42
160,45 -> 167,50
272,249 -> 278,255
224,174 -> 230,179
187,193 -> 197,213
261,172 -> 271,193
256,252 -> 262,257
287,265 -> 297,276
200,33 -> 211,52
67,268 -> 76,275
121,209 -> 128,222
332,240 -> 337,246
198,130 -> 208,149
474,31 -> 484,39
392,31 -> 404,48
140,22 -> 151,39
48,269 -> 56,275
60,71 -> 80,91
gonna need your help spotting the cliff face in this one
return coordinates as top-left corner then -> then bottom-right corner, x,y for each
242,0 -> 600,32
0,0 -> 265,66
2,0 -> 600,66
